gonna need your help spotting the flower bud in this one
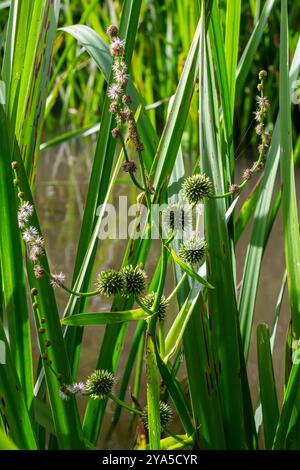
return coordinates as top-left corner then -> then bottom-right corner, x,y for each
122,95 -> 132,106
229,184 -> 240,195
107,25 -> 118,39
109,102 -> 118,114
259,70 -> 267,80
255,124 -> 264,135
111,127 -> 120,138
110,38 -> 125,57
121,160 -> 137,173
243,168 -> 252,180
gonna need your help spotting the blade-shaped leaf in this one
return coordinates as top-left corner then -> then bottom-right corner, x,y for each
239,37 -> 300,359
170,249 -> 213,289
0,318 -> 37,449
145,333 -> 160,450
257,324 -> 279,449
0,106 -> 33,409
199,6 -> 246,448
62,309 -> 150,326
279,0 -> 300,337
224,0 -> 241,119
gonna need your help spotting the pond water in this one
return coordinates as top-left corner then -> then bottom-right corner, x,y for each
35,134 -> 299,448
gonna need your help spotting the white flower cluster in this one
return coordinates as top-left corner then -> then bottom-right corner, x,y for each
17,195 -> 66,287
59,382 -> 87,401
106,25 -> 144,153
18,202 -> 45,267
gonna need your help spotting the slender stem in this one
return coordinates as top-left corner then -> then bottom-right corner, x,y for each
109,393 -> 143,416
149,243 -> 168,338
138,150 -> 152,210
45,270 -> 99,297
208,143 -> 266,200
208,191 -> 232,199
166,272 -> 187,303
154,244 -> 169,308
58,284 -> 100,298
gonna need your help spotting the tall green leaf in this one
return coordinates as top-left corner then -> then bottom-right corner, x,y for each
279,0 -> 300,337
13,142 -> 85,450
0,106 -> 33,409
224,0 -> 241,119
145,333 -> 160,450
236,0 -> 276,98
199,6 -> 245,449
62,1 -> 144,380
257,324 -> 279,449
62,309 -> 150,326
82,11 -> 204,445
238,37 -> 300,358
0,318 -> 36,449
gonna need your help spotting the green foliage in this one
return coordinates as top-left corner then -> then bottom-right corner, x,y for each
0,0 -> 299,452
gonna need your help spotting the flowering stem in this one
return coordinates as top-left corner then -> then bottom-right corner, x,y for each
137,151 -> 153,214
119,133 -> 145,192
58,285 -> 100,298
109,393 -> 143,416
208,191 -> 232,199
45,271 -> 99,297
208,143 -> 266,200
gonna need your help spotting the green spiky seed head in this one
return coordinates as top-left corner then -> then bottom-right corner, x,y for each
97,270 -> 124,297
162,202 -> 192,233
179,237 -> 206,266
142,293 -> 169,321
86,369 -> 115,400
259,70 -> 267,80
142,401 -> 172,429
121,265 -> 147,297
182,174 -> 213,204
